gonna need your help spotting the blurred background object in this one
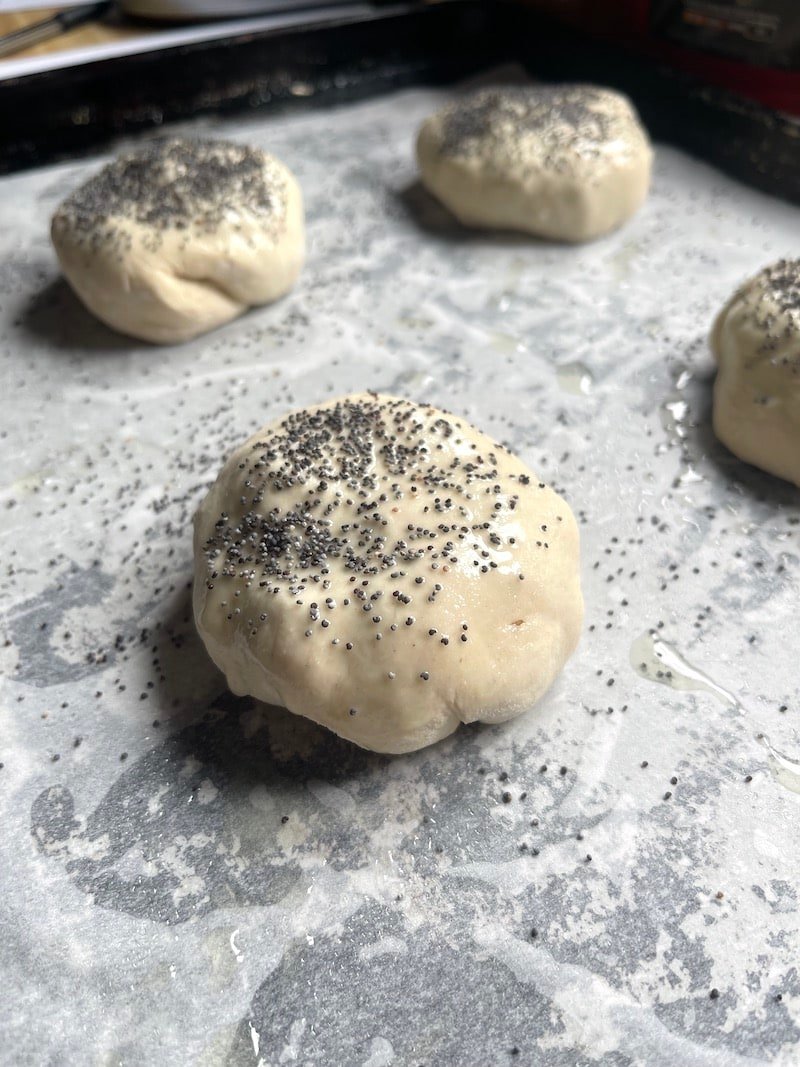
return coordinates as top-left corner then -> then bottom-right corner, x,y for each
0,0 -> 370,62
121,0 -> 356,16
0,3 -> 111,59
2,0 -> 799,110
521,0 -> 800,112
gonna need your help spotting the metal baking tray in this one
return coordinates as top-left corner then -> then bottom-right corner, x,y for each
2,0 -> 800,203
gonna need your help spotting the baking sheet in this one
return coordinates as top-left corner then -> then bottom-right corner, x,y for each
1,78 -> 799,1066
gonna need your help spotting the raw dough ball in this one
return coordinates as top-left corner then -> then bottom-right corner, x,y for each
712,259 -> 800,486
51,138 -> 304,344
416,84 -> 652,242
193,393 -> 583,754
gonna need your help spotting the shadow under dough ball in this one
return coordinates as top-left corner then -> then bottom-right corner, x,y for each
192,393 -> 584,755
51,137 -> 305,344
712,258 -> 800,487
416,84 -> 652,242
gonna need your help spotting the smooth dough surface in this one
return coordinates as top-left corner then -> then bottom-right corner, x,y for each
51,138 -> 304,344
712,259 -> 800,487
193,393 -> 583,754
416,84 -> 652,242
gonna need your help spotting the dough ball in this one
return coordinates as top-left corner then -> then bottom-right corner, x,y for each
416,84 -> 652,242
51,138 -> 304,344
193,393 -> 583,754
712,259 -> 800,486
